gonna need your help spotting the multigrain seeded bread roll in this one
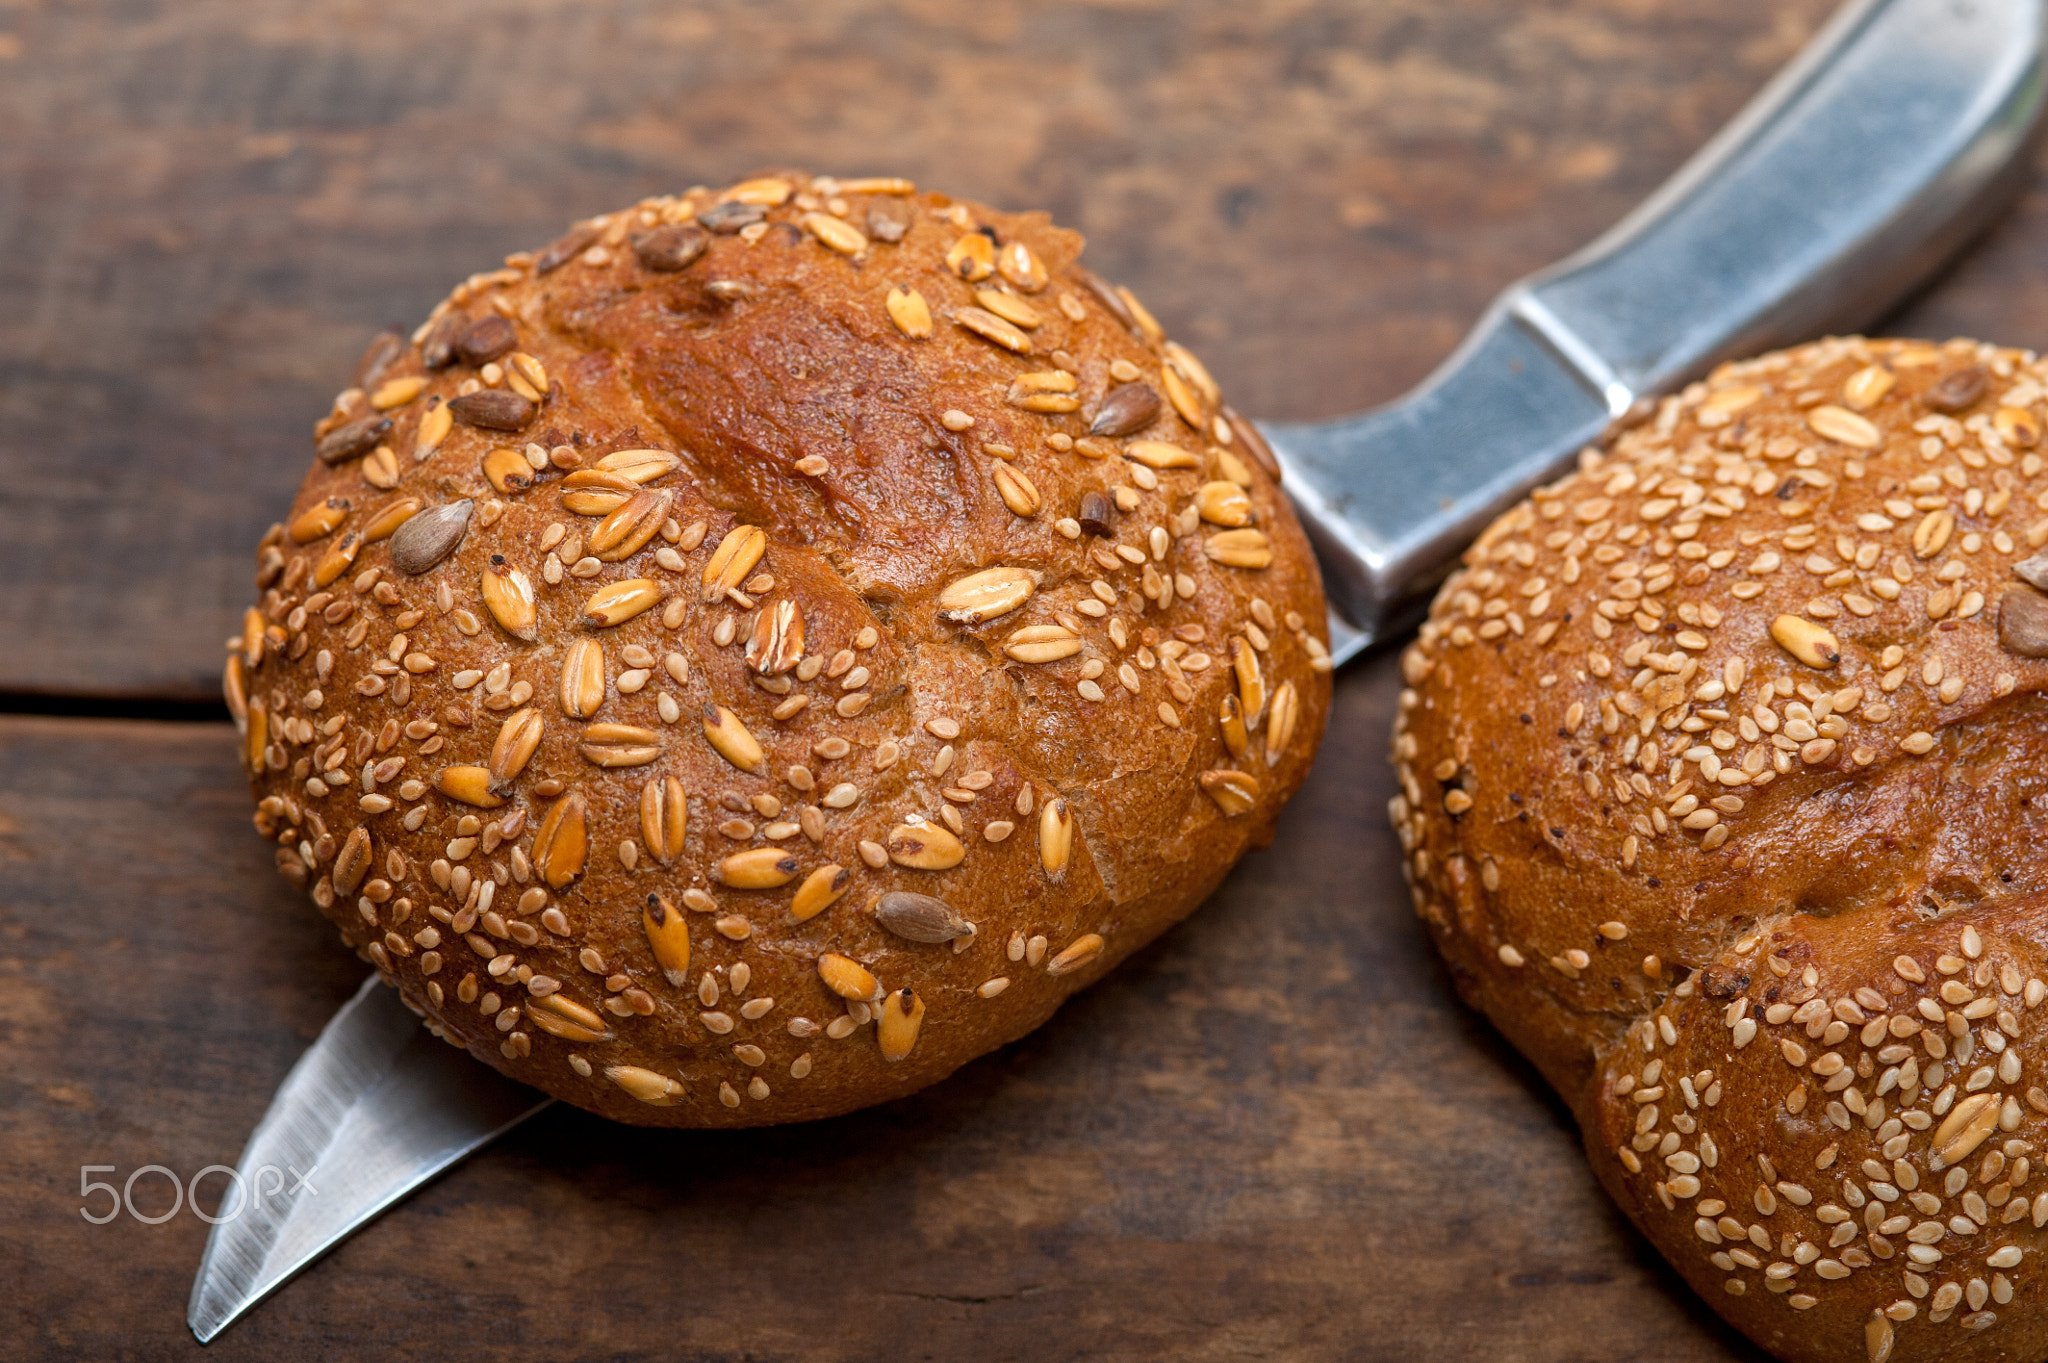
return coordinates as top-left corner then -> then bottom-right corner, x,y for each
1393,335 -> 2048,1362
229,171 -> 1331,1128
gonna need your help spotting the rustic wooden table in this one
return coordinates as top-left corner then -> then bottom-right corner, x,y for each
5,0 -> 2044,1357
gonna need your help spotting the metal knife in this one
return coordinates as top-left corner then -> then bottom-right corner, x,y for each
190,0 -> 2048,1339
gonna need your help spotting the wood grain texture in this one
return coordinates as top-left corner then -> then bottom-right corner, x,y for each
0,0 -> 1848,700
11,0 -> 2048,1355
0,682 -> 1770,1361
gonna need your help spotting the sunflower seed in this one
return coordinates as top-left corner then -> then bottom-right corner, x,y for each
698,200 -> 765,234
419,311 -> 468,368
1078,491 -> 1117,538
318,414 -> 392,466
1999,585 -> 2048,658
355,328 -> 406,388
448,389 -> 535,432
1926,365 -> 1988,413
1076,267 -> 1137,332
866,199 -> 910,242
535,224 -> 600,274
389,500 -> 473,574
874,891 -> 973,943
1091,383 -> 1161,437
455,315 -> 517,367
632,222 -> 709,271
1222,405 -> 1280,481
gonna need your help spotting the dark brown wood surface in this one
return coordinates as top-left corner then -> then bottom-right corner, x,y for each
7,0 -> 2048,1356
0,691 -> 1774,1362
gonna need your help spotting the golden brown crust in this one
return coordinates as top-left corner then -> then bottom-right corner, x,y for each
1394,336 -> 2048,1361
233,171 -> 1331,1128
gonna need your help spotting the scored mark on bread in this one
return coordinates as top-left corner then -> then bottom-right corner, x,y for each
238,169 -> 1329,1128
1393,334 -> 2048,1349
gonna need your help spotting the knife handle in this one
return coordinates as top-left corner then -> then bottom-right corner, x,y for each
1270,0 -> 2048,660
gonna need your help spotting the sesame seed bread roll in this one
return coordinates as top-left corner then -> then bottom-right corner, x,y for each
231,171 -> 1331,1128
1394,336 -> 2048,1362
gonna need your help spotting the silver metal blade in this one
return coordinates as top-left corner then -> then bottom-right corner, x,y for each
1279,0 -> 2048,660
188,976 -> 552,1342
1279,319 -> 1614,671
185,0 -> 2048,1336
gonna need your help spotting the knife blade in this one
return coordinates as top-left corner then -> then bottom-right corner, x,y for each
187,977 -> 551,1342
190,0 -> 2048,1338
1283,0 -> 2048,665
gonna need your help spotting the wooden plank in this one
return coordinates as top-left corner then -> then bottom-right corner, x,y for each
0,666 -> 1770,1359
0,0 -> 1844,700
